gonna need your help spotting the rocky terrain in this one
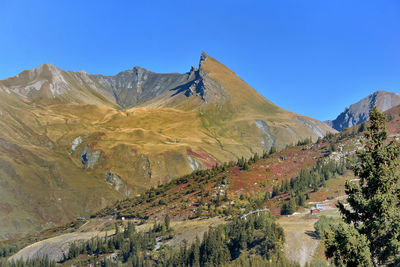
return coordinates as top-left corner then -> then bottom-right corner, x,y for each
325,90 -> 400,131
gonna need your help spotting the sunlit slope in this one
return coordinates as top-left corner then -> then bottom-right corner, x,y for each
191,54 -> 334,149
0,53 -> 334,239
0,95 -> 120,240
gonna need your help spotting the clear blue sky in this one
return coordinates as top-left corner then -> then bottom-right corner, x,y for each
1,0 -> 399,120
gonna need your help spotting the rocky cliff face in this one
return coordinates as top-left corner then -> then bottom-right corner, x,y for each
91,67 -> 193,108
325,91 -> 400,131
91,52 -> 228,109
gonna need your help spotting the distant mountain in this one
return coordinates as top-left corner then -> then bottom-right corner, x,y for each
0,52 -> 334,239
0,63 -> 116,106
325,91 -> 400,131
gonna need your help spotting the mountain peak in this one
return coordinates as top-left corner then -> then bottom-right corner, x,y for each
199,52 -> 209,68
36,62 -> 61,73
132,66 -> 148,71
200,51 -> 208,61
41,62 -> 55,67
326,90 -> 400,131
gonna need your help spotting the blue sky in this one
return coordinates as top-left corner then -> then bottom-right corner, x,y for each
1,0 -> 399,120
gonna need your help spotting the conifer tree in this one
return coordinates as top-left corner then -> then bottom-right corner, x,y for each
325,106 -> 400,266
164,214 -> 170,230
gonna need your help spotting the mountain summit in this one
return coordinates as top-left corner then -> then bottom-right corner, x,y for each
326,91 -> 400,131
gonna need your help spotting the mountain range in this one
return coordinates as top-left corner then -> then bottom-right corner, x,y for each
0,52 -> 334,239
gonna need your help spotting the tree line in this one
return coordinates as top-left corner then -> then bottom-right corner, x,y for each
0,256 -> 55,267
276,159 -> 349,215
158,212 -> 298,267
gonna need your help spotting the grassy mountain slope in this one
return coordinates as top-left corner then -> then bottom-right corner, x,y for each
6,104 -> 400,265
0,53 -> 334,239
0,122 -> 360,266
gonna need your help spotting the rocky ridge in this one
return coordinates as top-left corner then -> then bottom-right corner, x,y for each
325,91 -> 400,131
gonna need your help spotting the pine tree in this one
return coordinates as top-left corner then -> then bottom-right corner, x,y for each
164,214 -> 170,230
287,198 -> 297,214
216,193 -> 221,207
325,106 -> 400,266
242,161 -> 249,170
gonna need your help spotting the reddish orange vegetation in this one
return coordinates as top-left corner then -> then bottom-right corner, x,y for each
377,105 -> 400,134
229,146 -> 324,196
89,132 -> 106,149
143,142 -> 337,220
100,126 -> 383,221
187,148 -> 220,168
99,149 -> 108,159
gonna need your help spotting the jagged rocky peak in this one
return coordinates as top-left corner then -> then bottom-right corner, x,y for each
167,52 -> 228,104
326,90 -> 400,131
91,64 -> 195,108
200,51 -> 208,61
90,52 -> 226,109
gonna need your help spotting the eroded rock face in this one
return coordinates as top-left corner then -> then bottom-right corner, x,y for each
295,117 -> 324,138
91,52 -> 228,109
255,120 -> 275,150
80,146 -> 101,169
92,67 -> 195,108
134,154 -> 152,180
105,172 -> 130,197
326,91 -> 400,131
70,136 -> 82,154
169,54 -> 228,104
187,156 -> 202,171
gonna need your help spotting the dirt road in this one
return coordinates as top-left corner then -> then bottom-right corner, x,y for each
8,230 -> 110,262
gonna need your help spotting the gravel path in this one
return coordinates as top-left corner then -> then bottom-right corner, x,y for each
8,231 -> 104,262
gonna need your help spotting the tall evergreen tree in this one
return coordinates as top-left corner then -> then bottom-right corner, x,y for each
164,214 -> 170,230
325,106 -> 400,266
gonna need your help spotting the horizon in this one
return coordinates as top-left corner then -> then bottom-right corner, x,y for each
1,0 -> 399,121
